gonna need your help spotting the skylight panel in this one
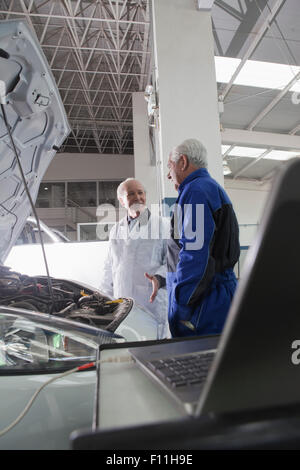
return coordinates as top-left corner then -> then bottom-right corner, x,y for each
215,56 -> 300,91
228,146 -> 267,158
263,150 -> 300,161
221,145 -> 231,155
214,57 -> 241,83
235,61 -> 300,90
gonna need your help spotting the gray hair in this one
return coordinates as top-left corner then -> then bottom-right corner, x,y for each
170,138 -> 208,169
117,178 -> 146,199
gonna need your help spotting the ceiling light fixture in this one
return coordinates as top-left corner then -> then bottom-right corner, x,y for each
221,145 -> 300,161
215,57 -> 300,92
228,146 -> 267,158
221,145 -> 231,155
223,164 -> 231,175
263,150 -> 300,161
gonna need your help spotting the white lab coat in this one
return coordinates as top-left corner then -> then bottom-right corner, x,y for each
99,209 -> 170,339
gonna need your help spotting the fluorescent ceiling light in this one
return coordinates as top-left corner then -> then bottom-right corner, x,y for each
221,145 -> 231,155
197,0 -> 215,10
215,56 -> 300,91
215,57 -> 241,84
228,146 -> 267,158
224,145 -> 300,161
223,164 -> 231,175
263,150 -> 300,161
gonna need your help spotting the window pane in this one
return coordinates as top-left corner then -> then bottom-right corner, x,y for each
36,183 -> 65,208
67,182 -> 96,207
98,181 -> 120,207
78,222 -> 114,241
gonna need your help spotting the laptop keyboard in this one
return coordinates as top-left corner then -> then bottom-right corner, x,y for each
147,351 -> 215,388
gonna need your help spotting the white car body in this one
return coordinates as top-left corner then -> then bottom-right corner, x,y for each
5,233 -> 160,342
0,307 -> 123,450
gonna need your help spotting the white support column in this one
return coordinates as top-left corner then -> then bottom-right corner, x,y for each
132,91 -> 160,207
151,0 -> 223,203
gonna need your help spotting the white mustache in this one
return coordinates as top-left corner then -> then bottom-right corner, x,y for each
131,202 -> 145,209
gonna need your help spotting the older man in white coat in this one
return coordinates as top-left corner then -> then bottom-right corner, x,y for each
99,178 -> 170,339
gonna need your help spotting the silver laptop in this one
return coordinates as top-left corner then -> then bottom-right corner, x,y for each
130,335 -> 218,415
130,157 -> 300,417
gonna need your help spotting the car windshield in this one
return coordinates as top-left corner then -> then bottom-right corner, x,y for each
0,310 -> 117,375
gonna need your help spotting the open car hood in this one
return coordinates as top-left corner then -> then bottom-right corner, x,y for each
0,20 -> 70,263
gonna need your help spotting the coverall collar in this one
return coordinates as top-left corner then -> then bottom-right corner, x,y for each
178,167 -> 209,193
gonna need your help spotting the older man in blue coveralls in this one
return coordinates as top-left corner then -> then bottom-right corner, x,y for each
166,138 -> 240,338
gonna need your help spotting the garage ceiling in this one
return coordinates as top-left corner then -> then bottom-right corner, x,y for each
0,0 -> 151,155
1,0 -> 300,182
212,0 -> 300,181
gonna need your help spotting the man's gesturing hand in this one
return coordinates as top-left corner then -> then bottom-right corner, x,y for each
144,272 -> 159,303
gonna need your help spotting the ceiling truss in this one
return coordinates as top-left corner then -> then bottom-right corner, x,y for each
0,0 -> 151,154
0,0 -> 299,183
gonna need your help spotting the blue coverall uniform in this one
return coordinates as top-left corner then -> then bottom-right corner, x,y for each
166,168 -> 240,337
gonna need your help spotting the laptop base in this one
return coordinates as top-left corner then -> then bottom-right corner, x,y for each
71,401 -> 300,450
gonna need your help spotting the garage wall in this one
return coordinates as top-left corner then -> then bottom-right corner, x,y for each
40,152 -> 272,246
37,153 -> 134,238
225,180 -> 271,246
42,153 -> 135,181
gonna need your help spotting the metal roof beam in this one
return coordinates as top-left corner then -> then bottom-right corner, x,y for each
220,0 -> 286,100
221,128 -> 300,150
52,68 -> 146,76
59,87 -> 134,94
42,43 -> 150,55
0,10 -> 149,25
232,149 -> 273,179
247,70 -> 300,131
214,0 -> 244,21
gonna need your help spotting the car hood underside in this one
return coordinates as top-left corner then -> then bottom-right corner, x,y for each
0,20 -> 70,263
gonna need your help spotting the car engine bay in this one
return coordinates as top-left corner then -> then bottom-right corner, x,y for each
0,266 -> 132,333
